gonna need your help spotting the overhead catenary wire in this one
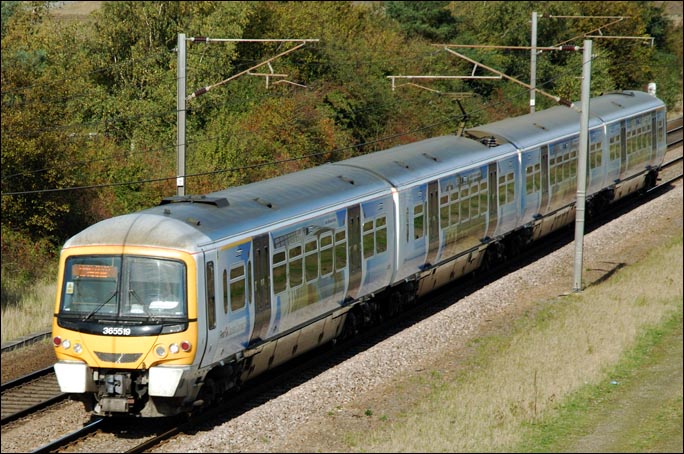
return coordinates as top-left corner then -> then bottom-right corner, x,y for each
1,49 -> 601,198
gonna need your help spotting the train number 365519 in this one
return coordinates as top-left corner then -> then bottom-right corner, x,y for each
102,327 -> 132,335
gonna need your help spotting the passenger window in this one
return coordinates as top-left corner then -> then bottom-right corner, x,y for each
206,261 -> 216,330
376,216 -> 387,254
289,245 -> 303,287
230,265 -> 246,311
335,230 -> 347,272
414,204 -> 424,239
363,220 -> 374,258
223,269 -> 229,314
273,250 -> 287,294
305,239 -> 318,282
320,234 -> 333,276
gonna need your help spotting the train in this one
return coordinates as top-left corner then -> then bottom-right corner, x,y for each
51,90 -> 667,417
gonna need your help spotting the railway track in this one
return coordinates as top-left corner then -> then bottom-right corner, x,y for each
3,116 -> 682,453
0,366 -> 65,425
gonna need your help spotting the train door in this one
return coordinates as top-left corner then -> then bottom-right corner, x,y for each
587,127 -> 607,195
619,120 -> 627,179
484,162 -> 498,240
654,109 -> 667,164
605,121 -> 622,186
249,233 -> 271,344
425,180 -> 440,266
520,148 -> 542,224
209,241 -> 252,363
346,204 -> 362,302
495,155 -> 519,236
540,145 -> 550,214
200,250 -> 220,368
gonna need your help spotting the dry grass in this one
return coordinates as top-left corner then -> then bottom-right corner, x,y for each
348,235 -> 683,452
1,279 -> 55,344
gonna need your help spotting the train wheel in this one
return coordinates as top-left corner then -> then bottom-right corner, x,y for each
341,311 -> 359,340
193,378 -> 217,411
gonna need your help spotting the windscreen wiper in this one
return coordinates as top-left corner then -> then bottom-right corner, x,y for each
82,290 -> 118,322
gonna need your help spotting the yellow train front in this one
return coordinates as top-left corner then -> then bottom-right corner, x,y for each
51,212 -> 204,417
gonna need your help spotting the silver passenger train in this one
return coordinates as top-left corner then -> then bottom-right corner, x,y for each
52,90 -> 667,416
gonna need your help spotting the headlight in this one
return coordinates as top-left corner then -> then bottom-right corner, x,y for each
154,344 -> 167,358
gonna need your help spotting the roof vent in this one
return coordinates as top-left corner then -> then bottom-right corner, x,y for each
338,175 -> 355,185
254,197 -> 275,209
160,195 -> 229,208
480,136 -> 498,147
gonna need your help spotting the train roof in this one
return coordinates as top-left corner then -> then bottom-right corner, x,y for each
467,103 -> 598,149
467,90 -> 663,149
334,135 -> 514,188
64,137 -> 514,252
65,163 -> 393,252
63,90 -> 665,253
585,90 -> 666,123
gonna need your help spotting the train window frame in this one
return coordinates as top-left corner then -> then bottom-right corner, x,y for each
229,264 -> 246,312
272,249 -> 287,294
222,269 -> 229,314
206,261 -> 216,330
320,232 -> 334,277
363,219 -> 374,259
525,162 -> 541,194
376,216 -> 387,254
413,203 -> 424,239
498,171 -> 515,206
334,229 -> 347,272
304,239 -> 318,282
289,245 -> 303,288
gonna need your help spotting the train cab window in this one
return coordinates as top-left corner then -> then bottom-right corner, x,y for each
334,230 -> 347,272
413,204 -> 424,239
289,245 -> 303,287
230,265 -> 246,311
272,250 -> 287,294
62,257 -> 188,321
206,261 -> 216,330
61,257 -> 120,315
305,239 -> 318,282
125,257 -> 186,318
320,233 -> 334,276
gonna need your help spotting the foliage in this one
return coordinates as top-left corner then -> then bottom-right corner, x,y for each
1,1 -> 681,285
385,1 -> 459,42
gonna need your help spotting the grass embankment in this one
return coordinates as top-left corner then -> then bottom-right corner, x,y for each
340,235 -> 683,452
1,277 -> 55,344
